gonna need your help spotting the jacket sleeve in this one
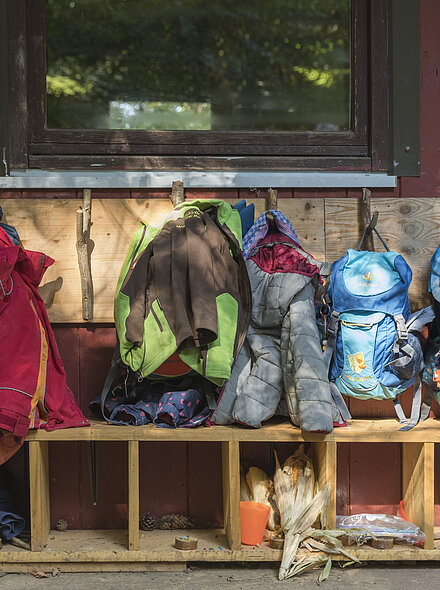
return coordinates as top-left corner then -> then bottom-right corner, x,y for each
121,244 -> 151,346
281,282 -> 334,433
210,340 -> 252,425
0,245 -> 19,302
231,326 -> 283,428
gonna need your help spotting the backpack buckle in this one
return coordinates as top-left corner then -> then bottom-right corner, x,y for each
326,311 -> 340,338
394,314 -> 408,343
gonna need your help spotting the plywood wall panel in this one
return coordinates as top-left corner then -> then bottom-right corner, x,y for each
139,442 -> 188,519
187,442 -> 223,528
278,198 -> 326,261
348,442 -> 401,515
1,198 -> 174,322
79,441 -> 128,529
49,442 -> 81,529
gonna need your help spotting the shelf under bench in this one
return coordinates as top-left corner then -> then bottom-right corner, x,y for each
1,529 -> 439,573
1,418 -> 437,570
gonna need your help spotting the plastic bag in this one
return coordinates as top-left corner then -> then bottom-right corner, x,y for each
336,513 -> 425,545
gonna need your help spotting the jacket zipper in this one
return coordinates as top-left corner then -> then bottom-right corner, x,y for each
150,300 -> 163,332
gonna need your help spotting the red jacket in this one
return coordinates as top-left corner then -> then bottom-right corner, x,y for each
0,228 -> 89,463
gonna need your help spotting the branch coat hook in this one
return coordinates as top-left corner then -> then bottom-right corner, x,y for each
266,188 -> 278,211
171,181 -> 185,206
76,188 -> 94,321
359,187 -> 374,251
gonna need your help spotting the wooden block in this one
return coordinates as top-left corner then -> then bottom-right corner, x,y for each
371,537 -> 394,549
128,441 -> 140,551
29,441 -> 50,552
311,442 -> 337,529
222,441 -> 241,550
402,442 -> 434,549
270,536 -> 285,550
174,536 -> 198,550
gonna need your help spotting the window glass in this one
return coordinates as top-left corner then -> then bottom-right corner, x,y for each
46,0 -> 350,131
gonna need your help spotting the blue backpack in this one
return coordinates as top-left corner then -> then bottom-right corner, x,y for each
422,245 -> 440,407
324,248 -> 433,431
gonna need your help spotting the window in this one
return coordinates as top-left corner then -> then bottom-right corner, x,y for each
7,0 -> 390,172
46,0 -> 351,133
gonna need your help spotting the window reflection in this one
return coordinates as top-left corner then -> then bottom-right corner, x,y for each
46,0 -> 350,131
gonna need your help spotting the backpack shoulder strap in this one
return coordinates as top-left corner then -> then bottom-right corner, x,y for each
100,341 -> 124,422
323,311 -> 351,423
397,375 -> 423,432
323,310 -> 340,371
406,306 -> 435,333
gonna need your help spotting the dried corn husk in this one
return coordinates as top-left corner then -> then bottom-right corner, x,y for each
278,482 -> 333,579
240,468 -> 253,502
274,447 -> 358,581
245,467 -> 280,530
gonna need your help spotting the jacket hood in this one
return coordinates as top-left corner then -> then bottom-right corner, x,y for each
247,233 -> 326,329
247,259 -> 315,328
243,209 -> 301,259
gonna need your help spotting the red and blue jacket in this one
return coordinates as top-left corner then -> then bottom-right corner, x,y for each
0,226 -> 89,464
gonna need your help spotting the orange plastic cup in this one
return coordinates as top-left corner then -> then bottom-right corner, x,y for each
240,501 -> 270,545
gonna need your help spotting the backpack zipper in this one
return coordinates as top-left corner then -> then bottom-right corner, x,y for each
341,320 -> 374,328
340,376 -> 377,392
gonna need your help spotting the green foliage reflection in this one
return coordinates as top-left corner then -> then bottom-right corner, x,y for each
46,0 -> 350,131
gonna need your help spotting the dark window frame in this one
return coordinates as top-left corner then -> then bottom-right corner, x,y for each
7,0 -> 389,172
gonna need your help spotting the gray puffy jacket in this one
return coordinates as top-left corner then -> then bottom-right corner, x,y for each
211,240 -> 339,432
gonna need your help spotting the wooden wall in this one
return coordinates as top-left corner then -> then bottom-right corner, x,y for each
1,0 -> 440,530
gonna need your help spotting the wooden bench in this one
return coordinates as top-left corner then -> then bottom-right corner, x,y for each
1,195 -> 440,571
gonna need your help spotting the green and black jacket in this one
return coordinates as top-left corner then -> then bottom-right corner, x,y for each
115,199 -> 251,385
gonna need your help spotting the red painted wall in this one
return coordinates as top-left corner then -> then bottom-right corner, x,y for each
2,0 -> 440,530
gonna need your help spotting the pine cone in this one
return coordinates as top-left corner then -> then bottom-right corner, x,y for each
158,514 -> 195,530
140,512 -> 157,531
55,518 -> 68,532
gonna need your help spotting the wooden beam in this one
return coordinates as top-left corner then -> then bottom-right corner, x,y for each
29,441 -> 50,552
222,441 -> 241,550
6,0 -> 28,168
0,528 -> 438,564
23,417 -> 440,444
312,442 -> 337,529
128,441 -> 140,551
402,442 -> 434,549
0,0 -> 9,176
0,562 -> 187,573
